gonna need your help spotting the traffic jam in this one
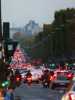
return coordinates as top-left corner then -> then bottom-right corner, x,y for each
0,63 -> 75,100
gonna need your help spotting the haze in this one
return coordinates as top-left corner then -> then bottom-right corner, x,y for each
1,0 -> 75,27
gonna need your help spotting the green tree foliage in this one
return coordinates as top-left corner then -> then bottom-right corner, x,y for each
53,8 -> 75,57
14,8 -> 75,62
32,8 -> 75,61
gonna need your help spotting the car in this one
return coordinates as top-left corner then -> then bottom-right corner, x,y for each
61,83 -> 75,100
18,69 -> 29,80
50,74 -> 70,90
30,68 -> 43,83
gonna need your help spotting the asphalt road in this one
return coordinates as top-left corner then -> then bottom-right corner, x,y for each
14,83 -> 64,100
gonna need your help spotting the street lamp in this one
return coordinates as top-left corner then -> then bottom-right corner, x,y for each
0,0 -> 2,38
0,0 -> 3,60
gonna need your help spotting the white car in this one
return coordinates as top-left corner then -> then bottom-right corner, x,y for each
61,83 -> 75,100
30,68 -> 43,83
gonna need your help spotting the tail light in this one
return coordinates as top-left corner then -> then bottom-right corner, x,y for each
50,76 -> 53,80
27,77 -> 32,80
16,76 -> 21,81
50,75 -> 56,80
16,77 -> 20,81
67,74 -> 72,77
27,76 -> 32,82
67,73 -> 73,79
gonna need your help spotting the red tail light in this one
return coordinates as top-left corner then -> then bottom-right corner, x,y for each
50,75 -> 56,80
27,77 -> 32,80
50,76 -> 53,80
67,74 -> 72,77
16,76 -> 21,81
27,77 -> 32,81
66,73 -> 73,80
27,77 -> 32,83
16,77 -> 20,81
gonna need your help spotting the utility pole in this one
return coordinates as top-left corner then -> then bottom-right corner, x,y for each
0,0 -> 6,83
0,0 -> 2,41
0,0 -> 3,60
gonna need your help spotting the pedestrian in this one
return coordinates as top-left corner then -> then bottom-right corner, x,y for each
4,87 -> 14,100
8,87 -> 14,100
0,89 -> 4,100
4,91 -> 11,100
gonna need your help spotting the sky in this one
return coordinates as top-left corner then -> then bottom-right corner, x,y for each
1,0 -> 75,27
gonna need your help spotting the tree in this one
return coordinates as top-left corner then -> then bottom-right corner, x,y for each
33,8 -> 75,61
16,8 -> 75,62
53,8 -> 75,57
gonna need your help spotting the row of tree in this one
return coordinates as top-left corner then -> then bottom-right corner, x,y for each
30,8 -> 75,62
14,8 -> 75,63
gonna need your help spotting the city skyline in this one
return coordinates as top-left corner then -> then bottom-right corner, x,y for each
1,0 -> 75,27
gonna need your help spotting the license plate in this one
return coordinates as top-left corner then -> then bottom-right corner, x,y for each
60,83 -> 65,85
45,83 -> 48,85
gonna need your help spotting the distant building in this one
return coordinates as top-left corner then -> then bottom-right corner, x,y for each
24,20 -> 43,36
10,21 -> 43,38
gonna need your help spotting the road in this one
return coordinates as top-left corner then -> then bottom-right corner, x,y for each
14,83 -> 64,100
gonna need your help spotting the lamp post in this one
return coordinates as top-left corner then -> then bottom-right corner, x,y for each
0,0 -> 3,60
0,0 -> 2,37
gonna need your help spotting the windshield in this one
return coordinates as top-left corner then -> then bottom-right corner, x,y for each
57,75 -> 68,80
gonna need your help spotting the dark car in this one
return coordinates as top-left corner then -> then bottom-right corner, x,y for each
50,75 -> 70,90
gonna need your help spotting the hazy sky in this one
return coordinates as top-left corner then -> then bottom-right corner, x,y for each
1,0 -> 75,27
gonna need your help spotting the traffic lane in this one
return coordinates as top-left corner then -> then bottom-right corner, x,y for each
14,83 -> 64,100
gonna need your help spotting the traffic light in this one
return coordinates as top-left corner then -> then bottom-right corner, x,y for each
2,80 -> 10,87
3,22 -> 10,40
73,63 -> 75,66
49,63 -> 56,69
51,63 -> 55,67
65,63 -> 69,66
4,39 -> 18,62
